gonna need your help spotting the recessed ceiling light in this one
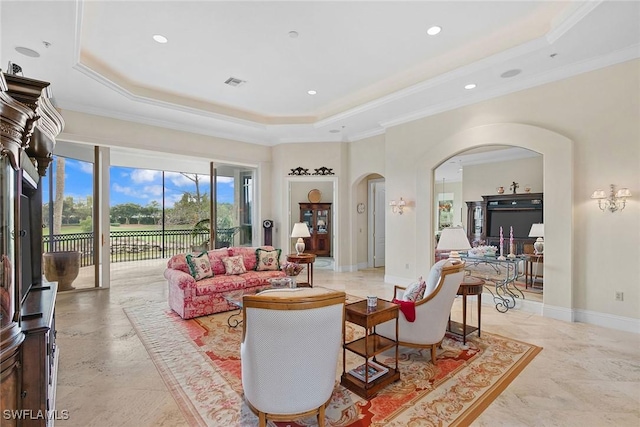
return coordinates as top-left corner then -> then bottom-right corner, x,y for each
289,31 -> 299,38
426,26 -> 442,36
464,83 -> 477,90
307,90 -> 317,95
153,34 -> 168,44
501,69 -> 522,78
15,46 -> 40,57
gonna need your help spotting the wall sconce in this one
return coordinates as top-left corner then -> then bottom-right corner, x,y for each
591,184 -> 632,213
389,198 -> 406,215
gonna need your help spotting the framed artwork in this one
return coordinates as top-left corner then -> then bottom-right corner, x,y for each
438,194 -> 454,230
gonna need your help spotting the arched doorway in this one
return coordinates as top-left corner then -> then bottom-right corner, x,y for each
416,123 -> 573,321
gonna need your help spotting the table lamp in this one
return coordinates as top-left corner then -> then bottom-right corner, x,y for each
291,222 -> 311,255
437,226 -> 471,259
528,223 -> 544,254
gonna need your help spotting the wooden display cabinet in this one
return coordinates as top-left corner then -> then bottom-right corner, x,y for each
299,202 -> 331,256
1,72 -> 63,427
466,193 -> 543,254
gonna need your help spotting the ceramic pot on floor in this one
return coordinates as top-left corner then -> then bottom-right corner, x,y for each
43,251 -> 81,291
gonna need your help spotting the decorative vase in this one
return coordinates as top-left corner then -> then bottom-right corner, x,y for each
497,186 -> 505,194
288,275 -> 297,288
43,251 -> 80,291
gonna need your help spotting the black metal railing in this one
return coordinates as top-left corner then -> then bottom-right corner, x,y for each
42,228 -> 240,267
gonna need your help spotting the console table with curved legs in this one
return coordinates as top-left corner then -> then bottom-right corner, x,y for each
461,255 -> 525,312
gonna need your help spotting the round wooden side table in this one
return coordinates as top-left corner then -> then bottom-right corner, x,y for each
286,253 -> 317,287
448,276 -> 484,344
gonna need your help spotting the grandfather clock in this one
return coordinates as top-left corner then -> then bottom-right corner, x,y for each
262,219 -> 274,246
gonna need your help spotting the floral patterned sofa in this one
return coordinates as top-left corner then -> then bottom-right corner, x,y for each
164,246 -> 286,319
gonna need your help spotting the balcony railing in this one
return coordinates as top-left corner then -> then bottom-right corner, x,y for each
42,228 -> 240,267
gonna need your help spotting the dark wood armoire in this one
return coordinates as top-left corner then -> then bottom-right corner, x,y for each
1,71 -> 64,426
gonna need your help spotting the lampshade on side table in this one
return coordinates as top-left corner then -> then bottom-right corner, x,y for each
291,222 -> 311,255
528,223 -> 544,255
437,227 -> 471,259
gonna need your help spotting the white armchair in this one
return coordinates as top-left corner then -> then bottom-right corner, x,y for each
377,260 -> 466,364
241,287 -> 346,427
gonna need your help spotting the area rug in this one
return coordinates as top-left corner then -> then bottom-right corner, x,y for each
125,301 -> 541,427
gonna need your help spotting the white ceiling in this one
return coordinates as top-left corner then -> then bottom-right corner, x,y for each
1,1 -> 639,146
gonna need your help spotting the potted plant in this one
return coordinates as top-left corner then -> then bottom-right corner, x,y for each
190,219 -> 211,252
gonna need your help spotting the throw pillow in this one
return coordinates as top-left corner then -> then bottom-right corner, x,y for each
425,259 -> 450,296
185,251 -> 214,281
222,255 -> 247,275
255,248 -> 281,271
402,276 -> 426,302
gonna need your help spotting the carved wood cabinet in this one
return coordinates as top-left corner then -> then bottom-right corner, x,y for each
299,203 -> 332,256
466,193 -> 543,254
1,72 -> 63,426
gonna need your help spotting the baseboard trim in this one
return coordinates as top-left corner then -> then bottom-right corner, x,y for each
574,308 -> 640,334
541,304 -> 575,322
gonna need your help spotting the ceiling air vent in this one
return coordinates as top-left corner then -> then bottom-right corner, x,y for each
224,77 -> 246,87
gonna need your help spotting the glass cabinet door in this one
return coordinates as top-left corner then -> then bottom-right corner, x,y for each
316,210 -> 328,234
302,209 -> 313,233
0,158 -> 16,327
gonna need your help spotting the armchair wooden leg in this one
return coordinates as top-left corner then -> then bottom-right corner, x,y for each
318,404 -> 326,427
258,412 -> 266,427
431,344 -> 437,364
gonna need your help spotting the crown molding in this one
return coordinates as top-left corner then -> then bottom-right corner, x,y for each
546,0 -> 604,44
380,44 -> 640,130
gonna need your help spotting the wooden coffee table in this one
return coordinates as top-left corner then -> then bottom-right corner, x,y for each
341,299 -> 400,399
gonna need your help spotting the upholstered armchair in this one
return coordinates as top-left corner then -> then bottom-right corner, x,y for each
241,287 -> 346,427
377,260 -> 466,364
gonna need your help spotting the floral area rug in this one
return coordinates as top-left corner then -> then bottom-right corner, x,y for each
124,301 -> 541,427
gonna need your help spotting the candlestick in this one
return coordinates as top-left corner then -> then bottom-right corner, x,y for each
508,226 -> 516,258
499,226 -> 504,258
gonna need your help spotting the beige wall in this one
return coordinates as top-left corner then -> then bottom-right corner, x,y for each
353,59 -> 639,327
271,142 -> 346,263
56,60 -> 639,330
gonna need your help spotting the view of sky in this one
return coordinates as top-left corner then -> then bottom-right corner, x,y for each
42,158 -> 235,207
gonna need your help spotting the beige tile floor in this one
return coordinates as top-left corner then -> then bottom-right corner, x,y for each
53,259 -> 640,427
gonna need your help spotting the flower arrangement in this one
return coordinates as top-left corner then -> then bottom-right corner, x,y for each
281,261 -> 304,276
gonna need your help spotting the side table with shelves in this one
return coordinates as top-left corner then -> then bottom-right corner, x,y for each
341,299 -> 400,399
525,254 -> 544,289
448,276 -> 484,345
286,253 -> 316,287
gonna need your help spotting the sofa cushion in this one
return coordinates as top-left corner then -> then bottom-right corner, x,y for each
166,253 -> 191,274
207,248 -> 230,275
229,246 -> 275,271
241,270 -> 287,287
222,255 -> 247,275
186,252 -> 214,281
195,275 -> 249,296
255,248 -> 282,271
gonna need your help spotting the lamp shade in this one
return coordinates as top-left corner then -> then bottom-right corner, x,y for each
437,227 -> 471,257
291,222 -> 311,238
528,223 -> 544,238
291,222 -> 311,255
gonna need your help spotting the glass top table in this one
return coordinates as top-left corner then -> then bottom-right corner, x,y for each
460,255 -> 526,312
223,278 -> 296,327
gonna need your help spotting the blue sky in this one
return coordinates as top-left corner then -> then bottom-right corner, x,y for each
43,158 -> 235,207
